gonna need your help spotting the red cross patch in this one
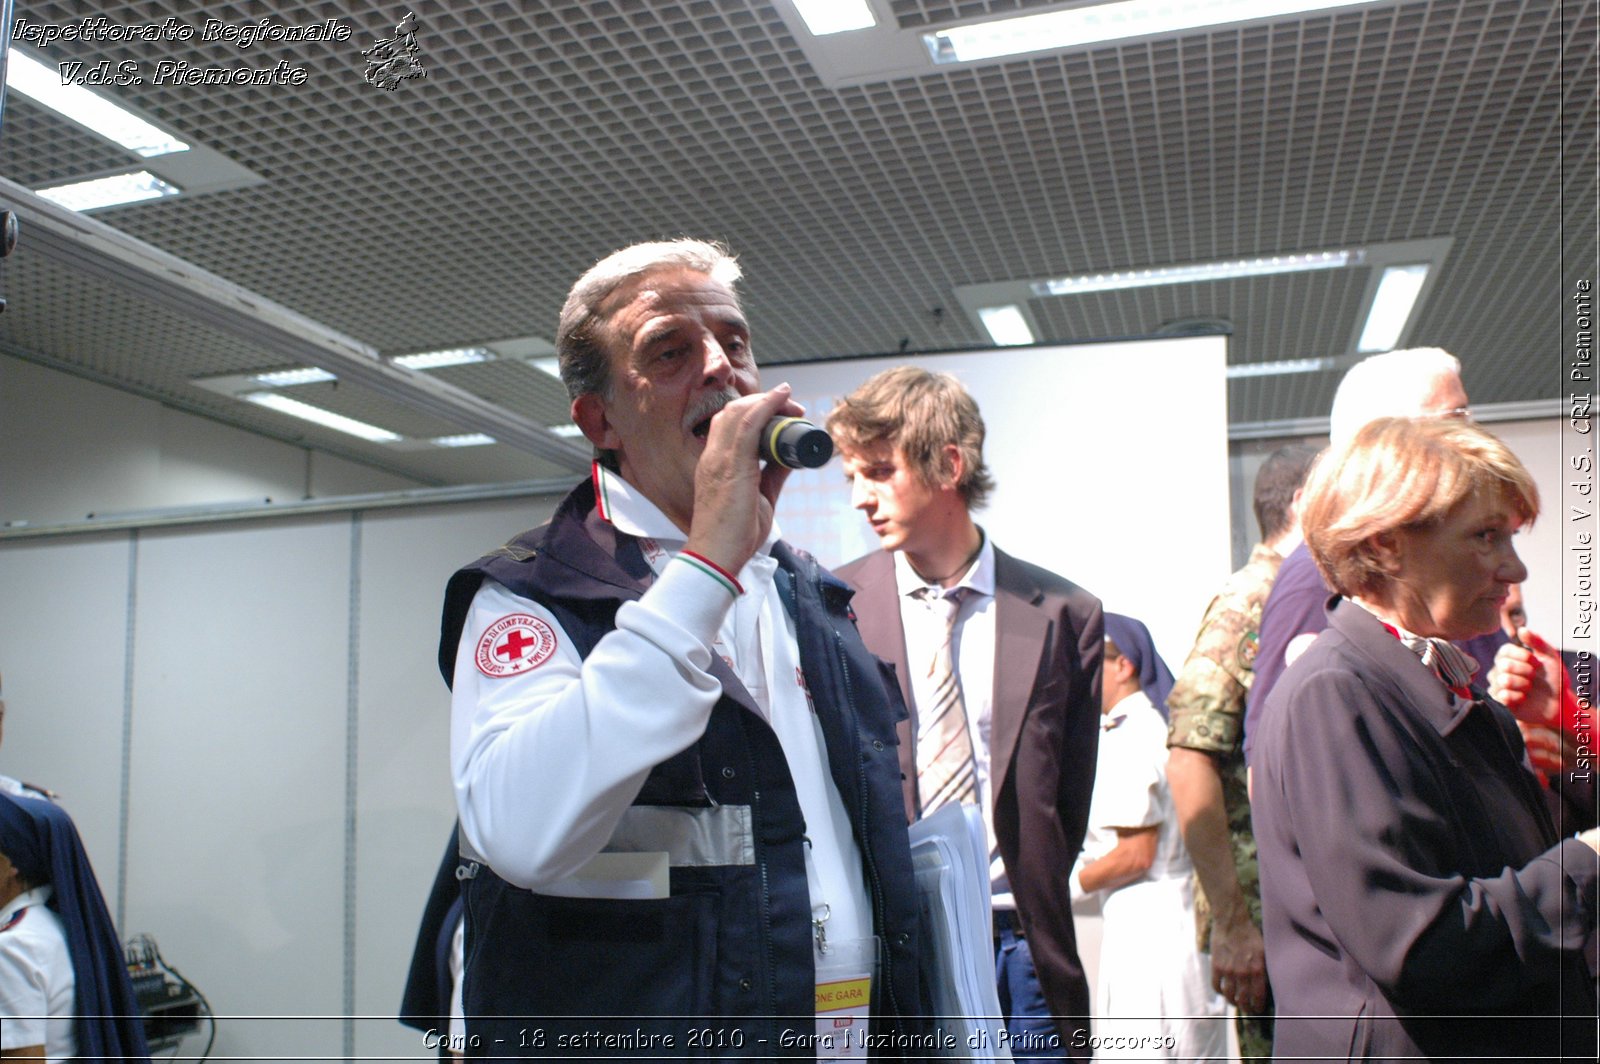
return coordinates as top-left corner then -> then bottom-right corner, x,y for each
475,614 -> 558,678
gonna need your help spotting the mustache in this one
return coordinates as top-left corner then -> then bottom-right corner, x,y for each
683,389 -> 740,433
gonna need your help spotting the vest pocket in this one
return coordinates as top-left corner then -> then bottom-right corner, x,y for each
468,884 -> 718,1019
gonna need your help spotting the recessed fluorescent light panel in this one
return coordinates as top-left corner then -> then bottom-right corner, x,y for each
1033,250 -> 1358,297
1225,357 -> 1337,379
978,305 -> 1036,346
242,392 -> 402,443
550,424 -> 585,438
7,49 -> 191,156
252,367 -> 337,387
1357,263 -> 1430,353
392,347 -> 492,370
531,357 -> 562,379
431,433 -> 497,448
793,0 -> 876,35
36,171 -> 182,211
926,0 -> 1388,64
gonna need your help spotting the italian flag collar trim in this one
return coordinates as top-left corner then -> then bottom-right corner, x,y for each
591,460 -> 613,524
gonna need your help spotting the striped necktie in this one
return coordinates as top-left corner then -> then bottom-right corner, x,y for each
914,586 -> 978,814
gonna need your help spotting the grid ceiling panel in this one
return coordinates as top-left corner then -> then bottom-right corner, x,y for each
0,0 -> 1592,488
890,0 -> 1069,31
0,251 -> 304,387
0,100 -> 138,187
1026,267 -> 1370,362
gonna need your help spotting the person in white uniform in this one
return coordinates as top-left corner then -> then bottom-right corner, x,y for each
1070,615 -> 1227,1061
0,792 -> 149,1063
0,857 -> 74,1061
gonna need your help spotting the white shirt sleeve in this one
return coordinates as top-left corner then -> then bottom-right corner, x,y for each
0,911 -> 69,1055
0,935 -> 49,1050
1094,725 -> 1165,831
450,559 -> 735,888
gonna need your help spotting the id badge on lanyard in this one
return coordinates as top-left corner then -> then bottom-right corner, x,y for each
811,905 -> 878,1062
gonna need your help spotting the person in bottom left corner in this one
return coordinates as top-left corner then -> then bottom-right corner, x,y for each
0,791 -> 151,1063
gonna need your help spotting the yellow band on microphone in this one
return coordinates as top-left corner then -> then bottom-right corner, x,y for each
766,417 -> 803,464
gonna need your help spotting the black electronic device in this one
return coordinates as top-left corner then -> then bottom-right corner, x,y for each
125,933 -> 212,1057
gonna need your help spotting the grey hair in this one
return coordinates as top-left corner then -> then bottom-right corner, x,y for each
1327,347 -> 1463,447
555,239 -> 742,402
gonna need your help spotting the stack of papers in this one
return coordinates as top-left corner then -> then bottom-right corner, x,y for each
907,803 -> 1013,1061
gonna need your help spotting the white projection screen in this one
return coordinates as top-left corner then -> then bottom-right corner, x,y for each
772,335 -> 1231,666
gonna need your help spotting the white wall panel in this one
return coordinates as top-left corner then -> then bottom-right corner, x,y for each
0,353 -> 422,528
124,517 -> 352,1061
351,497 -> 555,1060
310,449 -> 422,497
0,532 -> 132,898
1,357 -> 164,528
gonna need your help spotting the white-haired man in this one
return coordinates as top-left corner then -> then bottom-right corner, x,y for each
1243,348 -> 1469,763
438,240 -> 926,1053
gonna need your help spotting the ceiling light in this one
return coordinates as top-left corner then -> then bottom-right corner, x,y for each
7,49 -> 190,156
242,392 -> 401,443
978,306 -> 1036,346
531,357 -> 562,379
432,433 -> 497,448
550,424 -> 585,438
1032,250 -> 1358,297
793,1 -> 876,35
392,347 -> 492,370
253,367 -> 337,387
1225,357 -> 1336,379
926,0 -> 1388,64
1357,263 -> 1430,353
36,171 -> 182,212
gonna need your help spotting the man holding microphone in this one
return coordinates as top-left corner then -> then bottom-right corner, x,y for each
438,240 -> 925,1057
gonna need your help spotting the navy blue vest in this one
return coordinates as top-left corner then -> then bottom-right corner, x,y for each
438,479 -> 927,1058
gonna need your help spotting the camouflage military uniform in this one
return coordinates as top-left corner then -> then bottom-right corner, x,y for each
1166,543 -> 1282,1060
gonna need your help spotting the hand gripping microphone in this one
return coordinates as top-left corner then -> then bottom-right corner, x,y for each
759,417 -> 834,469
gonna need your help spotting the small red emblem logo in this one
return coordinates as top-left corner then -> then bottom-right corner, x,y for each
475,614 -> 558,677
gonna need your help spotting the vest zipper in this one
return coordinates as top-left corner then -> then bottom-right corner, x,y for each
823,588 -> 903,1024
752,786 -> 781,1028
784,558 -> 904,1023
832,624 -> 908,1024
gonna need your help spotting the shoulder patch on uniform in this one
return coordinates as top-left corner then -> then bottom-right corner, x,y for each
0,907 -> 27,933
475,614 -> 559,677
1237,629 -> 1260,669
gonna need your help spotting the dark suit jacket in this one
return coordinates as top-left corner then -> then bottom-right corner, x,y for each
1253,597 -> 1598,1061
837,546 -> 1103,1046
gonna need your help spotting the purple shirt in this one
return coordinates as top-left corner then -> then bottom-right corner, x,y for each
1242,542 -> 1328,765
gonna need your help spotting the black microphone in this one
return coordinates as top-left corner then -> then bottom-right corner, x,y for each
759,417 -> 833,469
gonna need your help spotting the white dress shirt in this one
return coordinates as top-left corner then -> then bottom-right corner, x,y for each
893,532 -> 1015,905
